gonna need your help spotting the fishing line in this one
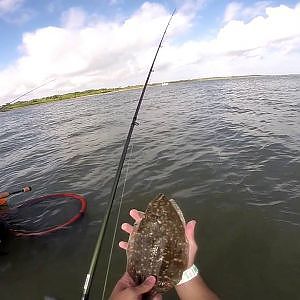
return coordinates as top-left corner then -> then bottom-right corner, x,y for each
10,79 -> 56,104
81,9 -> 176,300
101,144 -> 134,300
0,79 -> 56,111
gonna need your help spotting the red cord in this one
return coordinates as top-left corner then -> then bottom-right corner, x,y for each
9,193 -> 87,237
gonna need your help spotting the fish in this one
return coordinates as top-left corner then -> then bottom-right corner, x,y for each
126,193 -> 188,296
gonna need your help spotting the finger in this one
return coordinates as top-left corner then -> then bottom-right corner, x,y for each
129,209 -> 144,222
153,294 -> 163,300
119,241 -> 128,250
122,272 -> 136,286
121,223 -> 134,234
185,220 -> 196,243
114,272 -> 134,290
132,275 -> 156,295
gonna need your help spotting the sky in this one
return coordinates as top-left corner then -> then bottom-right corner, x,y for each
0,0 -> 299,105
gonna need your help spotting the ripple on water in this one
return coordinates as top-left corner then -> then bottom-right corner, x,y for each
0,75 -> 300,299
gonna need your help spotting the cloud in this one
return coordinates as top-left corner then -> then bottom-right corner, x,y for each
0,2 -> 190,103
243,1 -> 271,19
223,2 -> 242,22
217,4 -> 300,53
155,2 -> 300,78
176,0 -> 206,14
0,0 -> 23,15
0,0 -> 34,24
224,1 -> 271,23
0,1 -> 300,105
60,7 -> 87,29
109,0 -> 121,5
163,2 -> 300,78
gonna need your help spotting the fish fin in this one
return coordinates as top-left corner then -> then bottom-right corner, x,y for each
169,199 -> 186,224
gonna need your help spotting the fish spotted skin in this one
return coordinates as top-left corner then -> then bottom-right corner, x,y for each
126,193 -> 188,296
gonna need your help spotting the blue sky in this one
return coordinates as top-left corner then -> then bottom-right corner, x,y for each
0,0 -> 300,104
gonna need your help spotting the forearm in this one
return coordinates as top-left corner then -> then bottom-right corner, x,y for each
175,275 -> 219,300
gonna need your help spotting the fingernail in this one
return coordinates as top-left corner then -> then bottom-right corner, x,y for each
145,276 -> 156,284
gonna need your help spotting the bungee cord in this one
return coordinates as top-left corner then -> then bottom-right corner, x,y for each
81,9 -> 176,300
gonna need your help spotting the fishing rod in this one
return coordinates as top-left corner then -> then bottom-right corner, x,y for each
81,9 -> 176,300
0,186 -> 32,199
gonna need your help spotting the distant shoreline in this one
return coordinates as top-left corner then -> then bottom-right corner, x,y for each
0,85 -> 145,112
0,74 -> 298,112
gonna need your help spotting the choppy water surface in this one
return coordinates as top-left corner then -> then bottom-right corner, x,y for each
0,75 -> 299,300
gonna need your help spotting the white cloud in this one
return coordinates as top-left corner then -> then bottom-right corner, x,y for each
243,1 -> 271,19
162,2 -> 300,79
60,7 -> 87,29
217,4 -> 300,53
176,0 -> 206,15
224,1 -> 271,22
0,1 -> 300,105
0,2 -> 187,103
109,0 -> 121,5
224,2 -> 242,22
0,0 -> 23,15
0,0 -> 33,24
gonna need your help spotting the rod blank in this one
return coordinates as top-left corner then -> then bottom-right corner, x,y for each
81,9 -> 176,300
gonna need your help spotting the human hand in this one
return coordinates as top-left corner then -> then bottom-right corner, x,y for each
22,186 -> 31,193
119,209 -> 198,268
109,272 -> 160,300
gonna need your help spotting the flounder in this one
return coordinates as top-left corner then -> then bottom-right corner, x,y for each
126,193 -> 188,296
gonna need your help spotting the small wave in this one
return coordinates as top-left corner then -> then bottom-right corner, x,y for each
247,200 -> 284,207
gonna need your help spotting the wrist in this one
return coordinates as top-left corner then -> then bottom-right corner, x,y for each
177,264 -> 199,285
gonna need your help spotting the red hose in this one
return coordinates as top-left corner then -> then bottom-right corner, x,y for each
9,193 -> 87,237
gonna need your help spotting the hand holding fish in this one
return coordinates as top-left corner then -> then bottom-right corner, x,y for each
119,209 -> 198,268
113,194 -> 219,300
109,272 -> 160,300
119,211 -> 219,300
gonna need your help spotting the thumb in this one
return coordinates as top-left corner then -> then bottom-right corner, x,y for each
185,220 -> 198,267
186,220 -> 196,243
132,276 -> 156,295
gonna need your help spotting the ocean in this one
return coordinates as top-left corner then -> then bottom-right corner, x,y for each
0,75 -> 299,299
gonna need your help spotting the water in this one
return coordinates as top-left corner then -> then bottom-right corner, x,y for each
0,75 -> 299,299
